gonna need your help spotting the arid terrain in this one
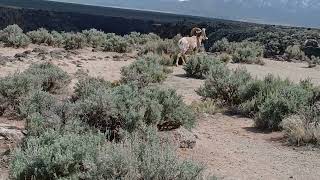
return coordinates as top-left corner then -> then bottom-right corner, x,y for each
1,45 -> 320,180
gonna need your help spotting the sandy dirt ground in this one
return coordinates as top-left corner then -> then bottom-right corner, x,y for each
1,47 -> 320,180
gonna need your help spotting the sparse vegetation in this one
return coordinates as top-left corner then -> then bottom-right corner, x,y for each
191,100 -> 217,115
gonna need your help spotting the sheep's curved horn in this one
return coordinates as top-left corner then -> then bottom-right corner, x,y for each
190,27 -> 202,36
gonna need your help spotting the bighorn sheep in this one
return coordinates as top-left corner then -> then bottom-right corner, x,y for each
176,27 -> 208,66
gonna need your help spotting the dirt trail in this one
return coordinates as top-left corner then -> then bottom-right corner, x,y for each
165,64 -> 320,180
228,59 -> 320,84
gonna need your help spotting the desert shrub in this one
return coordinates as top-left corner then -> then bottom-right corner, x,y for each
209,38 -> 231,53
141,39 -> 178,56
121,57 -> 168,87
74,83 -> 195,138
18,90 -> 57,118
282,104 -> 320,145
285,45 -> 305,60
73,76 -> 112,100
10,130 -> 104,180
103,34 -> 130,53
0,73 -> 35,110
238,74 -> 292,116
197,65 -> 252,106
96,128 -> 204,180
82,28 -> 106,48
0,24 -> 30,48
307,55 -> 320,68
23,62 -> 70,93
238,74 -> 313,130
50,31 -> 65,47
27,28 -> 52,45
231,41 -> 264,65
11,127 -> 206,180
191,100 -> 217,115
141,53 -> 174,68
0,63 -> 69,111
217,53 -> 232,63
184,54 -> 223,79
255,84 -> 312,130
63,32 -> 87,50
143,86 -> 196,130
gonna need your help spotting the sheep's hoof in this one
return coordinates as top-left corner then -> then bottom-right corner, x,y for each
175,64 -> 178,67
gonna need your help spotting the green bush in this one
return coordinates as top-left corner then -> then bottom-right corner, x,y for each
184,55 -> 223,79
74,83 -> 195,138
19,90 -> 57,118
190,100 -> 217,115
217,53 -> 232,63
11,128 -> 206,180
121,57 -> 168,87
209,38 -> 231,53
307,56 -> 320,68
285,45 -> 305,60
96,128 -> 204,180
231,41 -> 264,65
27,28 -> 52,45
282,104 -> 320,145
0,63 -> 70,111
238,74 -> 292,116
73,76 -> 112,100
82,28 -> 106,48
23,62 -> 71,93
63,32 -> 87,50
10,130 -> 104,180
197,65 -> 252,106
0,73 -> 35,110
143,86 -> 196,130
0,24 -> 30,48
238,75 -> 313,130
255,84 -> 312,129
103,33 -> 130,53
141,39 -> 178,56
50,31 -> 65,47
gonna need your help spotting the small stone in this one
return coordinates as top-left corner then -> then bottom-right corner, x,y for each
0,127 -> 24,142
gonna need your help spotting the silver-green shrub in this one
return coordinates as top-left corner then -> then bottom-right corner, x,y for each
63,32 -> 87,50
184,54 -> 223,79
0,24 -> 30,48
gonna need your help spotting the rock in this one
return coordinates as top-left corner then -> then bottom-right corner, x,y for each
68,50 -> 80,56
14,52 -> 28,58
50,49 -> 66,59
33,47 -> 49,54
159,127 -> 197,149
0,127 -> 24,142
0,56 -> 17,65
23,50 -> 32,55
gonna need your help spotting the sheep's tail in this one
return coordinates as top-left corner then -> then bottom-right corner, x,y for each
178,38 -> 184,50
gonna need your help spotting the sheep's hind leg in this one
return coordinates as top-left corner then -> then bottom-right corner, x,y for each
182,54 -> 187,65
176,53 -> 181,66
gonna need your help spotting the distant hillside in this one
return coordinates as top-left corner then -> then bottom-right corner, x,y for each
52,0 -> 320,28
1,0 -> 317,51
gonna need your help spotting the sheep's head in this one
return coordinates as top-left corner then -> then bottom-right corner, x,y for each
190,27 -> 208,40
